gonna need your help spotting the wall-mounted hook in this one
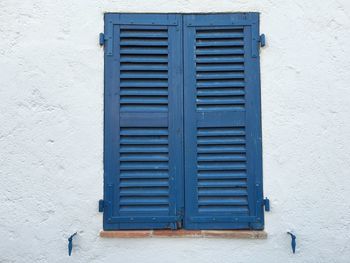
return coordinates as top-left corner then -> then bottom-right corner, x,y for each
287,232 -> 296,254
68,232 -> 77,256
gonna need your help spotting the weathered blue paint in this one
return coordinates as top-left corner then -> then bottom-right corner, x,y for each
103,13 -> 264,230
183,13 -> 264,230
103,14 -> 184,230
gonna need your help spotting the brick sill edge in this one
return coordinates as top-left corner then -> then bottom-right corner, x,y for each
100,230 -> 267,239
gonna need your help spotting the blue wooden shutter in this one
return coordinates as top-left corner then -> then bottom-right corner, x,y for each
103,14 -> 184,230
183,13 -> 264,229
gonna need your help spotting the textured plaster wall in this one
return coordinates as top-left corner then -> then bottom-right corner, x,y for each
1,1 -> 350,262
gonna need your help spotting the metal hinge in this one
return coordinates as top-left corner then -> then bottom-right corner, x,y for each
263,197 -> 270,212
99,31 -> 113,55
99,33 -> 105,46
259,34 -> 266,47
98,199 -> 104,212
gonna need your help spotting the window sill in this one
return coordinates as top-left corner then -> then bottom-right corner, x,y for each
100,230 -> 267,239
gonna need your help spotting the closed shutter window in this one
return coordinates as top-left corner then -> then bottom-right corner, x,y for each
183,14 -> 263,230
103,13 -> 264,230
103,14 -> 183,230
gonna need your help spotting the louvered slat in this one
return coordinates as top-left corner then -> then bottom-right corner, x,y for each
119,27 -> 170,215
196,28 -> 245,112
196,127 -> 249,215
103,14 -> 183,230
119,127 -> 171,214
120,27 -> 169,113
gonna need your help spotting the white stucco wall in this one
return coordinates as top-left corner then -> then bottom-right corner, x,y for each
1,0 -> 350,262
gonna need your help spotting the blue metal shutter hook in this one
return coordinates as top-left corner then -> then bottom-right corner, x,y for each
287,232 -> 296,254
68,232 -> 77,256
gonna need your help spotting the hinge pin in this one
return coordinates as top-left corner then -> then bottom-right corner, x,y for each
263,197 -> 270,211
98,199 -> 104,212
99,33 -> 105,46
259,34 -> 266,47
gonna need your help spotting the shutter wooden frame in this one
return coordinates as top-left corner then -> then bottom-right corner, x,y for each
183,13 -> 264,230
103,13 -> 184,230
103,13 -> 264,231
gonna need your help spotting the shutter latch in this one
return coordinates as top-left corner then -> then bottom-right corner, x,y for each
68,232 -> 77,256
263,197 -> 270,211
99,33 -> 105,46
287,232 -> 297,254
98,199 -> 104,212
259,34 -> 266,47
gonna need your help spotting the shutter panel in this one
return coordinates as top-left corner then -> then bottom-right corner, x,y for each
103,14 -> 183,230
183,13 -> 264,229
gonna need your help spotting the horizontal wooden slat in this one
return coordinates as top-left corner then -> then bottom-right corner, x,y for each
120,171 -> 169,178
198,188 -> 247,196
120,56 -> 168,63
121,72 -> 168,79
120,162 -> 169,170
197,89 -> 244,96
120,127 -> 168,136
196,49 -> 244,55
196,57 -> 244,63
120,145 -> 168,153
196,65 -> 244,72
197,127 -> 245,136
120,188 -> 169,196
196,40 -> 244,47
121,96 -> 168,104
197,145 -> 246,153
120,88 -> 168,96
120,64 -> 168,71
121,40 -> 168,46
196,72 -> 244,79
119,206 -> 169,213
197,171 -> 247,179
197,154 -> 246,162
120,48 -> 168,55
198,197 -> 248,206
120,137 -> 168,145
196,33 -> 244,39
120,32 -> 168,38
197,164 -> 247,171
119,179 -> 169,187
120,197 -> 169,205
197,81 -> 245,88
197,97 -> 245,105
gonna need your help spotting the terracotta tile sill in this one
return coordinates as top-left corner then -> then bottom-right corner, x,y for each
100,230 -> 267,239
